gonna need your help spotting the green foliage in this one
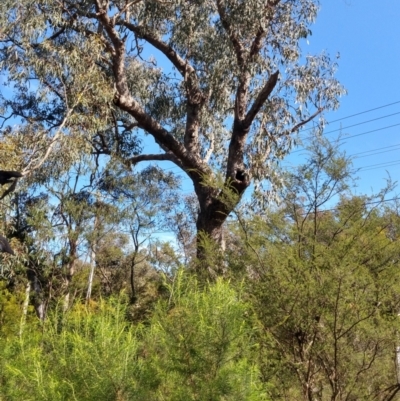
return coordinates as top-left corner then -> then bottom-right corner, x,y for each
229,141 -> 400,400
0,277 -> 269,401
1,299 -> 140,401
0,282 -> 30,337
248,206 -> 400,399
145,272 -> 268,401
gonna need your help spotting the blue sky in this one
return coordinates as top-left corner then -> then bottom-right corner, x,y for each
293,0 -> 400,195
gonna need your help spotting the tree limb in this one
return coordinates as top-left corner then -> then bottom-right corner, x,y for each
127,153 -> 181,167
290,108 -> 324,133
203,131 -> 214,163
244,71 -> 279,128
94,5 -> 202,174
249,0 -> 281,59
118,20 -> 204,157
22,109 -> 73,176
112,0 -> 143,23
216,0 -> 245,65
117,21 -> 196,78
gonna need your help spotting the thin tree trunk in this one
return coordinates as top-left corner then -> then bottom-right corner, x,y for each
86,213 -> 99,304
130,256 -> 136,304
19,281 -> 30,336
396,346 -> 400,384
63,243 -> 77,313
32,275 -> 45,320
86,194 -> 99,304
86,245 -> 96,303
27,267 -> 46,320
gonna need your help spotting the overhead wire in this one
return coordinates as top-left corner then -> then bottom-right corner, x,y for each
358,160 -> 400,172
352,143 -> 400,158
291,123 -> 400,154
298,111 -> 400,142
298,100 -> 400,133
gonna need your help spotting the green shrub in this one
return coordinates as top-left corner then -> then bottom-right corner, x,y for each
0,276 -> 270,401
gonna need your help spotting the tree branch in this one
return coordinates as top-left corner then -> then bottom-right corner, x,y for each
249,0 -> 281,59
216,0 -> 249,127
31,26 -> 66,48
203,131 -> 215,163
22,109 -> 73,176
290,108 -> 324,133
127,153 -> 181,167
117,21 -> 196,78
118,20 -> 204,158
216,0 -> 245,65
244,71 -> 279,128
94,5 -> 202,174
112,0 -> 143,23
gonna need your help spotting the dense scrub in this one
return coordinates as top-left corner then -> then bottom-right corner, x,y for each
0,277 -> 267,401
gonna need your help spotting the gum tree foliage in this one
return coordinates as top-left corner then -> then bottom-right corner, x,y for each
0,0 -> 344,258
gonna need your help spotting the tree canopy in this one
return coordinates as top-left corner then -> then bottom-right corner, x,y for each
0,0 -> 344,258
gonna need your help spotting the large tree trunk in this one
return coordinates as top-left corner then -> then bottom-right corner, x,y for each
196,203 -> 225,247
194,177 -> 248,264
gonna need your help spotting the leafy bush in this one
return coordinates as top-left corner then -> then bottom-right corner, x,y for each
0,276 -> 269,401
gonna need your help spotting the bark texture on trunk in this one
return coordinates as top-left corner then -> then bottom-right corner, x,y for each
86,212 -> 99,304
194,175 -> 248,265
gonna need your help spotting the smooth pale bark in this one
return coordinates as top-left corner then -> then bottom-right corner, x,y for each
86,212 -> 99,304
86,247 -> 96,303
19,281 -> 31,337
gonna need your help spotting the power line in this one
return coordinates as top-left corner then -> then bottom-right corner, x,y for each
353,147 -> 400,160
300,100 -> 400,132
344,123 -> 400,141
299,111 -> 400,141
298,196 -> 400,215
358,160 -> 400,172
291,123 -> 400,154
352,143 -> 400,157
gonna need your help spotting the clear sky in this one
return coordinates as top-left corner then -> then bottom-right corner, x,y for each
293,0 -> 400,196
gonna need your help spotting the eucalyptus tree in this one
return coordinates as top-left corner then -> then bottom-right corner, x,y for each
0,0 -> 344,259
98,164 -> 180,302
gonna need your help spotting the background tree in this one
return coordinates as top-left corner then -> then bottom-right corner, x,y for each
0,0 -> 344,261
98,163 -> 180,298
230,141 -> 400,400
